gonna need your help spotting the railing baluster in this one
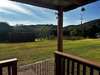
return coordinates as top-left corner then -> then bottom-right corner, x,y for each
71,61 -> 75,75
77,63 -> 80,75
11,62 -> 17,75
61,58 -> 65,75
0,66 -> 2,75
67,59 -> 70,75
55,54 -> 61,75
44,61 -> 47,75
8,66 -> 12,75
90,68 -> 94,75
83,65 -> 86,75
40,63 -> 42,75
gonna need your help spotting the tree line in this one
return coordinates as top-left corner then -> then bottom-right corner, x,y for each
0,19 -> 100,42
0,23 -> 57,42
63,19 -> 100,39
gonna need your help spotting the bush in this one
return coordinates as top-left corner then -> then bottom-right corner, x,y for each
8,32 -> 35,42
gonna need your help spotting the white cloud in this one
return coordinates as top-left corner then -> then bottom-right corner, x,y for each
0,8 -> 14,14
22,4 -> 56,18
0,0 -> 33,15
63,20 -> 81,26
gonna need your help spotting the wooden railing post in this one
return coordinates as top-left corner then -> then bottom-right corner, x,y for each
0,66 -> 2,75
12,61 -> 17,75
55,53 -> 60,75
55,53 -> 65,75
55,51 -> 100,75
8,66 -> 11,75
0,58 -> 17,75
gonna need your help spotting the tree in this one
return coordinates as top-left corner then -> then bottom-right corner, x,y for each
0,22 -> 10,41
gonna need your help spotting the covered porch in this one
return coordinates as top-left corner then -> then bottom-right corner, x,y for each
0,0 -> 100,75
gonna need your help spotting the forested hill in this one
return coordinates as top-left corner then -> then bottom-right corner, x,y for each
83,19 -> 100,26
11,24 -> 57,39
0,19 -> 100,42
64,19 -> 100,38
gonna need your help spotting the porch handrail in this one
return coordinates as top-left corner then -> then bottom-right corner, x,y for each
0,58 -> 17,75
55,51 -> 100,75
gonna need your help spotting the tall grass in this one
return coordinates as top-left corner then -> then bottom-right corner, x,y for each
0,39 -> 100,66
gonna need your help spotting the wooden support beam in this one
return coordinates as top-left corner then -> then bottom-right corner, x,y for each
57,7 -> 63,52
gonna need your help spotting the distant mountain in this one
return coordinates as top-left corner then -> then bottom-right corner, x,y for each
0,19 -> 100,42
82,19 -> 100,26
64,19 -> 100,38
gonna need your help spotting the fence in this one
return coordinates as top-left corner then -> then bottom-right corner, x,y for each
18,59 -> 54,75
55,51 -> 100,75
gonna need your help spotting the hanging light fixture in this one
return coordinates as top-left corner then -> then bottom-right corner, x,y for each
81,7 -> 85,12
80,7 -> 85,25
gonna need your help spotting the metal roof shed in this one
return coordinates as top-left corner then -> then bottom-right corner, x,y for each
11,0 -> 97,52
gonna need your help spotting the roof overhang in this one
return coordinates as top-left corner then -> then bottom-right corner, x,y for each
10,0 -> 97,11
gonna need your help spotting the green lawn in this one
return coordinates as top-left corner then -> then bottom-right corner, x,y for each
0,39 -> 100,66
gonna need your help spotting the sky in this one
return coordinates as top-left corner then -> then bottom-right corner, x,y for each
0,0 -> 100,26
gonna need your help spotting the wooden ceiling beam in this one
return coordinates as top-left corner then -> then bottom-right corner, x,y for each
11,0 -> 97,11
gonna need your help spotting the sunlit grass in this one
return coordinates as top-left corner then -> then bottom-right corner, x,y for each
0,39 -> 100,66
64,39 -> 100,64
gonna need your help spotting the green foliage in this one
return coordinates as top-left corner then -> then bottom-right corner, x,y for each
0,23 -> 57,42
0,22 -> 10,41
64,19 -> 100,38
9,25 -> 35,42
0,19 -> 100,42
0,22 -> 10,32
32,24 -> 57,39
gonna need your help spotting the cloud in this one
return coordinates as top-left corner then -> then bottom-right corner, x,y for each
0,0 -> 33,15
0,0 -> 57,25
0,8 -> 14,14
18,3 -> 56,19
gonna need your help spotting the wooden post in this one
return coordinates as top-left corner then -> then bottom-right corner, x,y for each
0,66 -> 2,75
55,7 -> 64,75
55,53 -> 65,75
12,61 -> 17,75
57,7 -> 63,52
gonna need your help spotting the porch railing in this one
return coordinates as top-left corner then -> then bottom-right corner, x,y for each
18,59 -> 54,75
55,51 -> 100,75
0,52 -> 100,75
0,58 -> 17,75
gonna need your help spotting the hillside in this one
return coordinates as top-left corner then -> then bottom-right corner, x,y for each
0,19 -> 100,42
64,19 -> 100,38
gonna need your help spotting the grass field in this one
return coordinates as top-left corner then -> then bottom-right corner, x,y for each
0,39 -> 100,66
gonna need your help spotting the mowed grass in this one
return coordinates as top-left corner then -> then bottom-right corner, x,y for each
0,39 -> 100,66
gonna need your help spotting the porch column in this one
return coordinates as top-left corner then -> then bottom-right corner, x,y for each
57,7 -> 63,52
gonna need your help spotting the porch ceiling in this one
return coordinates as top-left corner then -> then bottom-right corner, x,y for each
11,0 -> 97,11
